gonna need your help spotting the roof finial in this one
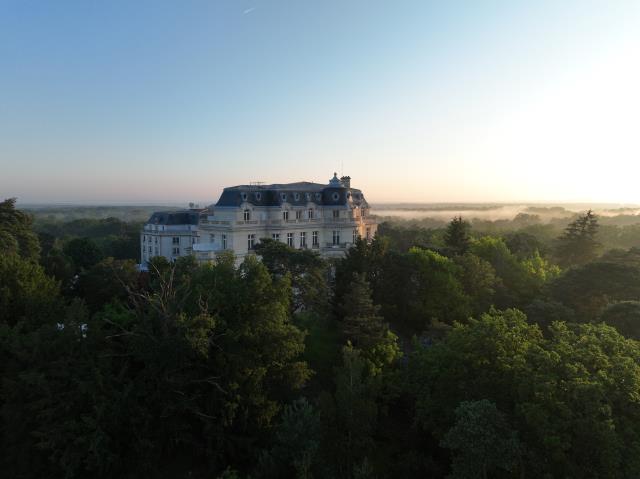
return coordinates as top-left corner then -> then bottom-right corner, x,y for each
329,172 -> 341,187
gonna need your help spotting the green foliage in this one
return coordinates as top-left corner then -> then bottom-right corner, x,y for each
74,257 -> 138,313
444,216 -> 471,255
441,400 -> 521,479
255,238 -> 330,314
409,309 -> 640,478
406,247 -> 471,328
471,236 -> 557,307
63,237 -> 104,271
549,261 -> 640,321
293,312 -> 342,392
260,398 -> 321,479
338,273 -> 400,372
0,198 -> 41,261
505,231 -> 549,259
376,221 -> 443,252
555,210 -> 602,267
5,200 -> 640,478
523,299 -> 575,332
453,253 -> 499,316
600,301 -> 640,340
2,252 -> 311,478
319,344 -> 379,478
0,253 -> 61,328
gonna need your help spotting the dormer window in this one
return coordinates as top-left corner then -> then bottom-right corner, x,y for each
294,193 -> 300,201
281,193 -> 287,201
332,192 -> 340,201
244,209 -> 251,221
305,193 -> 311,201
315,193 -> 321,201
255,192 -> 262,201
241,192 -> 248,201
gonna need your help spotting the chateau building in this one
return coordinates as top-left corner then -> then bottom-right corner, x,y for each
140,173 -> 377,265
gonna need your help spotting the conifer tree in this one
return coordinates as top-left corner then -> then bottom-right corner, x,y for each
444,216 -> 471,255
338,273 -> 400,370
555,210 -> 602,267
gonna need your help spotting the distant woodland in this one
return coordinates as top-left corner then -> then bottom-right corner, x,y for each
4,198 -> 640,478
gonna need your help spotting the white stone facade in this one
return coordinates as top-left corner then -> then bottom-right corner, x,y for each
140,174 -> 377,265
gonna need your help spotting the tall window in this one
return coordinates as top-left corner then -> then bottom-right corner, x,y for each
247,234 -> 256,250
148,246 -> 152,253
332,230 -> 340,245
172,236 -> 180,245
210,233 -> 215,242
308,209 -> 314,219
300,232 -> 307,248
283,211 -> 289,221
352,229 -> 358,243
312,231 -> 318,246
361,208 -> 366,217
366,227 -> 371,240
272,233 -> 280,241
143,235 -> 146,243
333,210 -> 340,219
296,210 -> 302,220
192,237 -> 197,244
154,236 -> 158,244
222,234 -> 227,250
287,233 -> 294,247
154,247 -> 158,255
243,209 -> 251,221
172,247 -> 180,255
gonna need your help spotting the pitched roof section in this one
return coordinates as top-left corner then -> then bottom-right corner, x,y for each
214,180 -> 369,208
225,181 -> 327,192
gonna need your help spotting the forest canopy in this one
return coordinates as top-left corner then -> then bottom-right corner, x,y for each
3,200 -> 640,478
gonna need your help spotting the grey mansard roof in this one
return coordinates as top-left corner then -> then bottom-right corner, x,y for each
214,180 -> 369,208
146,210 -> 201,225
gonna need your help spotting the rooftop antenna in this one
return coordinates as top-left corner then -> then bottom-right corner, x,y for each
341,159 -> 344,177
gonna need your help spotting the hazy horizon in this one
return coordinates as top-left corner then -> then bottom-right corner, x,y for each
2,1 -> 639,204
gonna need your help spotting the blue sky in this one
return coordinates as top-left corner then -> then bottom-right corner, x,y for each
1,1 -> 638,204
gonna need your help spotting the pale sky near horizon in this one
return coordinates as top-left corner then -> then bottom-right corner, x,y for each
1,1 -> 639,205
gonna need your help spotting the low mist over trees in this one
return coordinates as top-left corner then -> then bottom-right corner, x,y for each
4,200 -> 640,478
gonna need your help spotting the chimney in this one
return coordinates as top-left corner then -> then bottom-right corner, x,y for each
340,176 -> 351,188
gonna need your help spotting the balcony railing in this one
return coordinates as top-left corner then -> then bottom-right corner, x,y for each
200,219 -> 231,225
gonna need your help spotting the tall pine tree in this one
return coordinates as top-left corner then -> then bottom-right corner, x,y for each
444,216 -> 471,255
555,210 -> 601,267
